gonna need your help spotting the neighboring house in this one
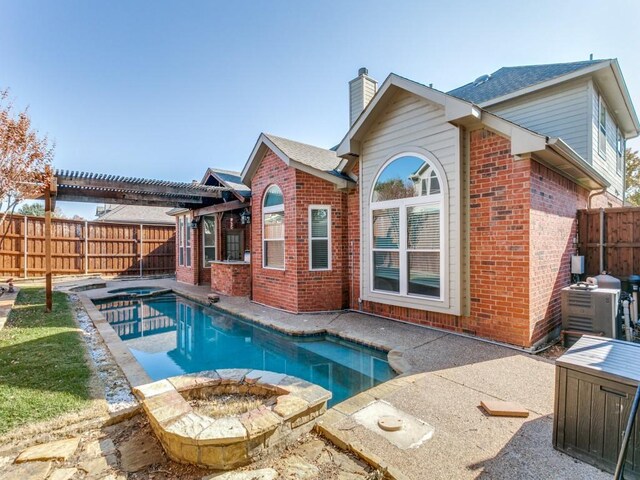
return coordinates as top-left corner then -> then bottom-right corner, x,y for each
178,60 -> 639,349
95,204 -> 175,225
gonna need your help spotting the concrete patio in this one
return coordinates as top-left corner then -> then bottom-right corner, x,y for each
60,277 -> 610,479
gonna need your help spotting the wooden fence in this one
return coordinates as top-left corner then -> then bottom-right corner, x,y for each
577,207 -> 640,280
0,215 -> 176,278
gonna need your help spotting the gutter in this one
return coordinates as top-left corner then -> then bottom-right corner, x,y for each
546,137 -> 610,189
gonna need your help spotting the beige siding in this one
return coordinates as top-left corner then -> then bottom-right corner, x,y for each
360,89 -> 462,315
349,80 -> 364,126
488,78 -> 591,160
590,81 -> 624,199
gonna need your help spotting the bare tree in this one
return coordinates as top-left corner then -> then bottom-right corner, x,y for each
0,89 -> 54,246
625,148 -> 640,206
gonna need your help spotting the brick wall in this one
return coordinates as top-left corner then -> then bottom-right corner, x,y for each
528,160 -> 621,344
294,169 -> 349,311
250,148 -> 350,312
462,129 -> 532,346
211,262 -> 251,296
250,150 -> 299,311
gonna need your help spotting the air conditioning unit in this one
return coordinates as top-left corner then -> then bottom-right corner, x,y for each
561,287 -> 621,346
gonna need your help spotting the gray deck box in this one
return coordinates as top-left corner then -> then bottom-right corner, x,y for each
554,335 -> 640,477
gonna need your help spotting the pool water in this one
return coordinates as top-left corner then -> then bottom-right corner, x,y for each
94,294 -> 396,406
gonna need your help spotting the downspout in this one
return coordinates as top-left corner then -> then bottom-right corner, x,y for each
599,207 -> 605,274
587,188 -> 606,210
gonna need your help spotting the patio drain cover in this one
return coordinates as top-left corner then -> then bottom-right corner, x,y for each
378,415 -> 403,431
352,400 -> 434,449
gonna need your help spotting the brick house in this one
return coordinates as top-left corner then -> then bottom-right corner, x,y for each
180,60 -> 639,349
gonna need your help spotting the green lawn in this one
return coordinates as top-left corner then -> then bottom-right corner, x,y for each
0,287 -> 93,435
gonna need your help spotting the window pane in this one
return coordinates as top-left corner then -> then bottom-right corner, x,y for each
407,206 -> 440,250
179,249 -> 184,266
373,156 -> 425,202
311,239 -> 328,269
186,246 -> 191,267
226,233 -> 241,261
265,240 -> 284,268
373,252 -> 399,292
372,209 -> 399,249
264,212 -> 284,239
429,172 -> 441,195
204,247 -> 216,264
203,217 -> 216,247
408,252 -> 440,297
264,185 -> 284,207
311,209 -> 328,238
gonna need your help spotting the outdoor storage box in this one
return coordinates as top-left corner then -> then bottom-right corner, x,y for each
554,335 -> 640,477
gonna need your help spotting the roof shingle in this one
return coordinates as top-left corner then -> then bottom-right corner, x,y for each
265,134 -> 342,173
448,59 -> 609,104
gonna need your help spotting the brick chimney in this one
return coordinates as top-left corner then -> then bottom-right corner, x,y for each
349,67 -> 377,126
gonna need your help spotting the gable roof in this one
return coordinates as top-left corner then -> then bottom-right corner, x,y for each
202,168 -> 251,198
266,134 -> 343,172
241,133 -> 350,188
94,204 -> 174,225
337,73 -> 481,159
336,73 -> 608,191
448,60 -> 609,105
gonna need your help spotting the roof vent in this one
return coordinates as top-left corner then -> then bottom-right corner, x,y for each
358,67 -> 368,76
473,74 -> 491,86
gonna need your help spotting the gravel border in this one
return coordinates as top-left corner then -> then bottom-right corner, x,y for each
70,294 -> 138,413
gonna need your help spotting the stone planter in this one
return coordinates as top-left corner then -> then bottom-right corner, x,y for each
133,369 -> 331,470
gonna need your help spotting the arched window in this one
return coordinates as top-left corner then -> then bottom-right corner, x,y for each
370,154 -> 444,299
263,185 -> 285,269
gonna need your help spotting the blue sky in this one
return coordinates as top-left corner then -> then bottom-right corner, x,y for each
2,0 -> 639,218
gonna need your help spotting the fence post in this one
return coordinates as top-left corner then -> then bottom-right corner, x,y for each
140,224 -> 144,277
84,221 -> 89,275
23,216 -> 28,278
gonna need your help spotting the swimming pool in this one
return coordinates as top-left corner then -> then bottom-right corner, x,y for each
94,293 -> 395,406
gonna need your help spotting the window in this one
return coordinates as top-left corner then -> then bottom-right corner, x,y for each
202,216 -> 216,266
263,185 -> 285,269
185,217 -> 191,267
309,206 -> 331,270
370,154 -> 443,299
598,94 -> 607,157
178,216 -> 184,266
616,128 -> 624,175
226,231 -> 243,261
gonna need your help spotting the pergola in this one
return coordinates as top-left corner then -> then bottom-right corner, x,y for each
39,170 -> 231,311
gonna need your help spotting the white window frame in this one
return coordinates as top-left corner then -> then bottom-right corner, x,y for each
262,185 -> 285,270
178,216 -> 184,266
616,127 -> 624,175
308,205 -> 331,271
185,216 -> 192,268
369,153 -> 445,302
598,93 -> 607,158
202,215 -> 216,267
